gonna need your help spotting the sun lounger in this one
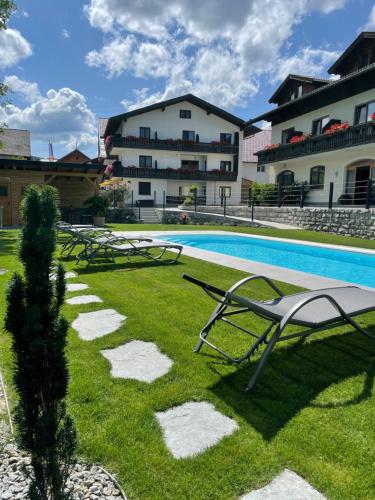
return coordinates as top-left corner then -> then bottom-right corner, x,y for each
182,274 -> 375,392
76,234 -> 182,265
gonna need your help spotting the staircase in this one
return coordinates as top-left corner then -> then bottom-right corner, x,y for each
137,207 -> 161,224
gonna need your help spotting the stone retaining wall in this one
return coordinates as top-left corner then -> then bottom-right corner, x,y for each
157,209 -> 263,227
194,206 -> 375,239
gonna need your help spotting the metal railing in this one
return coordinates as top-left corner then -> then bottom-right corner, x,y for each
107,136 -> 239,155
112,165 -> 237,181
257,122 -> 375,163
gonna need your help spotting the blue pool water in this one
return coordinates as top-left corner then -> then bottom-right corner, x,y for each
161,233 -> 375,288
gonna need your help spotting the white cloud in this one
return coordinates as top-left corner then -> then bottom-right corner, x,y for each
0,86 -> 97,149
361,5 -> 375,30
271,48 -> 340,83
0,29 -> 32,69
62,28 -> 71,39
83,0 -> 348,109
85,36 -> 135,78
4,75 -> 41,102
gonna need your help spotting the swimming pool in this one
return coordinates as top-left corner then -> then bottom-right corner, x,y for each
161,233 -> 375,288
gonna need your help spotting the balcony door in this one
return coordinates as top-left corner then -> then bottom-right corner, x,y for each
181,160 -> 199,170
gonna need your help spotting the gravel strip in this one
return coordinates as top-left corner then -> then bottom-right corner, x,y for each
0,436 -> 126,500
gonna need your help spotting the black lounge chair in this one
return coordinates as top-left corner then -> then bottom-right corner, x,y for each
182,274 -> 375,393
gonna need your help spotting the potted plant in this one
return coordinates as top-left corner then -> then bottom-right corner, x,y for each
84,193 -> 109,226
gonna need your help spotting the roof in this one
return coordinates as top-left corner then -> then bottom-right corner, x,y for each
243,130 -> 272,162
0,158 -> 104,173
246,62 -> 375,126
104,94 -> 246,136
268,74 -> 329,104
58,148 -> 91,163
328,31 -> 375,75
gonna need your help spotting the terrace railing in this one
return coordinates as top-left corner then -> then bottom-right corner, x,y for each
256,122 -> 375,163
107,136 -> 239,155
112,164 -> 237,181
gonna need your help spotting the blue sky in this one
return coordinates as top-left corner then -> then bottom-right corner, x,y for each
0,0 -> 374,159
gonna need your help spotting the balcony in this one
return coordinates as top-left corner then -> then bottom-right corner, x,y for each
256,121 -> 375,164
112,164 -> 237,181
106,136 -> 239,155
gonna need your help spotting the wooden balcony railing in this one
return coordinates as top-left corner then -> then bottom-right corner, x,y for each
256,121 -> 375,164
107,136 -> 239,155
112,165 -> 237,181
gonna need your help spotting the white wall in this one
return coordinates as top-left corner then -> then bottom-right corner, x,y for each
271,89 -> 375,143
119,101 -> 240,144
242,162 -> 270,183
268,144 -> 375,203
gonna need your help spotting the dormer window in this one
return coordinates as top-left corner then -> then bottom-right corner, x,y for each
290,85 -> 303,101
180,110 -> 191,119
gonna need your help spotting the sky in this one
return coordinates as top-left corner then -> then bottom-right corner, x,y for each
0,0 -> 374,159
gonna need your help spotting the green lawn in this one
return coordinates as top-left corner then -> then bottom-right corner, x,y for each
1,228 -> 375,499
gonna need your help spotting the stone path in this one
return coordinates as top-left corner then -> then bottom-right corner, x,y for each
241,469 -> 326,499
72,309 -> 126,341
67,283 -> 89,292
156,401 -> 238,459
66,295 -> 103,305
101,341 -> 173,383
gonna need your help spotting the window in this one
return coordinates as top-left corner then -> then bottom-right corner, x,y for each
220,133 -> 232,144
138,182 -> 151,196
139,155 -> 152,168
139,127 -> 150,139
281,127 -> 295,144
219,186 -> 231,198
0,186 -> 8,196
220,161 -> 232,172
312,116 -> 330,135
182,130 -> 195,141
257,165 -> 265,173
297,85 -> 303,98
310,165 -> 325,189
180,109 -> 191,119
354,100 -> 375,124
277,170 -> 294,186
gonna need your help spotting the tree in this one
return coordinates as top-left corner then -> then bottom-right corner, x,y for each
5,185 -> 77,499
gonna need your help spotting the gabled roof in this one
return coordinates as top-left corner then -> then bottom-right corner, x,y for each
58,148 -> 91,163
104,94 -> 246,136
268,74 -> 329,104
328,31 -> 375,75
246,62 -> 375,126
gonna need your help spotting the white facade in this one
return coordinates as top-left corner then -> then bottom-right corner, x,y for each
108,99 -> 243,205
260,88 -> 375,205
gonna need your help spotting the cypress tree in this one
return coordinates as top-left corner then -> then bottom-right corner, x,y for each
5,184 -> 76,499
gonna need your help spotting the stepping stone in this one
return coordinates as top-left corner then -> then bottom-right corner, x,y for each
66,295 -> 103,305
0,268 -> 7,275
72,309 -> 126,341
67,283 -> 88,292
101,341 -> 173,383
156,401 -> 238,459
65,271 -> 77,279
241,469 -> 326,499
